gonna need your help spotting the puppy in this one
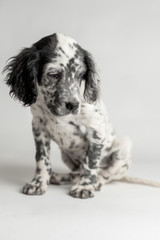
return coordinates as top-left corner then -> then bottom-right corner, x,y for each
4,33 -> 160,199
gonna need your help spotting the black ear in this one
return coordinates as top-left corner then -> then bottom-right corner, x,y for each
3,47 -> 39,106
82,50 -> 100,104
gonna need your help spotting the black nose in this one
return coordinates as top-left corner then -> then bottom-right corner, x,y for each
65,102 -> 79,111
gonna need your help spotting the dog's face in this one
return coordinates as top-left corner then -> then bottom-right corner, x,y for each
4,33 -> 100,116
39,34 -> 86,116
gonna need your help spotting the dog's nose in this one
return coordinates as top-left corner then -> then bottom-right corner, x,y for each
65,102 -> 79,111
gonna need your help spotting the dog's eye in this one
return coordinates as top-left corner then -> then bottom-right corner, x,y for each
78,71 -> 85,78
48,73 -> 61,79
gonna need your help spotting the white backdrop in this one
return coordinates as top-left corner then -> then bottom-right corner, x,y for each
0,1 -> 160,240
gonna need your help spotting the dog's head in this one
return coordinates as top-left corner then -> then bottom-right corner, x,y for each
4,33 -> 100,116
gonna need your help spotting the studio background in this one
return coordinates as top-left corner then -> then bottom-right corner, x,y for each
0,1 -> 160,240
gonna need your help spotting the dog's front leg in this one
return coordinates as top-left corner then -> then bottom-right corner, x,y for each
23,118 -> 51,195
69,128 -> 104,199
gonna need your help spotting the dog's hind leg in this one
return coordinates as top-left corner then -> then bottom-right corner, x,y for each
94,136 -> 132,190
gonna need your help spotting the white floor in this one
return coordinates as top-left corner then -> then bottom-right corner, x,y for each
0,151 -> 160,240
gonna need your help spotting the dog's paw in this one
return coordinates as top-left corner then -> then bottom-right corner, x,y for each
69,184 -> 94,199
22,179 -> 48,195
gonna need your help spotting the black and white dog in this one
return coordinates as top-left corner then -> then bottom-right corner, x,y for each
4,33 -> 159,199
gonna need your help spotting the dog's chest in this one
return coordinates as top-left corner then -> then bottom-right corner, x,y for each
45,116 -> 88,151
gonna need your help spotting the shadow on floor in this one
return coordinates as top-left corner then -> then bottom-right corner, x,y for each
0,162 -> 71,194
0,163 -> 34,186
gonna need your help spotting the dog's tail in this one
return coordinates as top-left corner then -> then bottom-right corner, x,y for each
119,175 -> 160,188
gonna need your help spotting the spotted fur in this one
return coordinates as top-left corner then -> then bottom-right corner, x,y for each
4,33 -> 132,199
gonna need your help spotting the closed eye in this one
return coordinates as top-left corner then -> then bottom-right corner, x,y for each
47,72 -> 61,80
78,71 -> 85,78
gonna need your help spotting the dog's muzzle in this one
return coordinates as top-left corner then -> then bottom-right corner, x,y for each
48,99 -> 80,116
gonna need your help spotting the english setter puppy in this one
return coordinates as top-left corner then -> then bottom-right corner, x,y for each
4,33 -> 160,199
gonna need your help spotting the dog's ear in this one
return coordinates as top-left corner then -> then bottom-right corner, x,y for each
82,49 -> 100,104
3,47 -> 39,106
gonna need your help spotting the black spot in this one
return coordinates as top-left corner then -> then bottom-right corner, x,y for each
69,58 -> 75,64
69,121 -> 78,127
103,176 -> 109,180
92,130 -> 101,140
44,159 -> 50,166
89,174 -> 96,183
73,43 -> 78,48
33,176 -> 42,184
33,127 -> 41,137
60,138 -> 63,145
102,150 -> 120,170
36,167 -> 41,174
71,65 -> 76,72
58,46 -> 66,55
106,146 -> 112,152
69,141 -> 75,149
45,141 -> 49,146
74,50 -> 79,59
35,140 -> 46,161
47,168 -> 52,175
122,164 -> 129,169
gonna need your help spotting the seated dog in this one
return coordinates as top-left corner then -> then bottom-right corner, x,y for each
4,33 -> 133,199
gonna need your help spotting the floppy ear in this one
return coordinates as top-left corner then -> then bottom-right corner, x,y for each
83,50 -> 100,104
3,47 -> 39,106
